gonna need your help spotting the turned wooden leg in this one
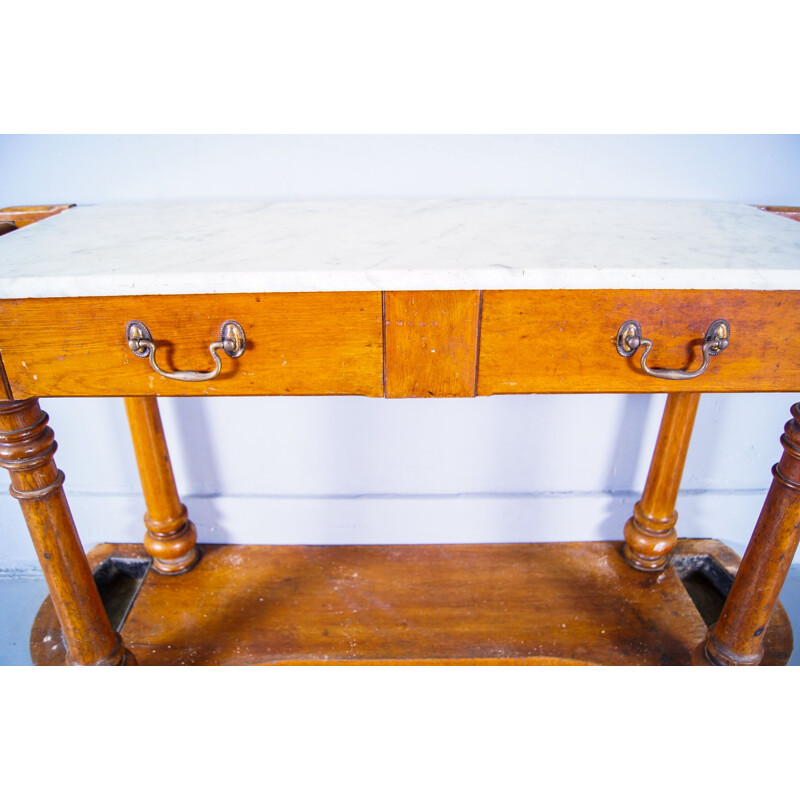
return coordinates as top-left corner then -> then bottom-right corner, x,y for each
0,398 -> 134,665
125,396 -> 199,574
624,392 -> 700,571
704,403 -> 800,666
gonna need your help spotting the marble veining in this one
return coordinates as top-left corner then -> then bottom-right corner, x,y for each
0,199 -> 799,297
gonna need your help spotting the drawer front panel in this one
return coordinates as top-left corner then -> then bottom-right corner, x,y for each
478,290 -> 800,394
384,290 -> 481,398
0,292 -> 384,398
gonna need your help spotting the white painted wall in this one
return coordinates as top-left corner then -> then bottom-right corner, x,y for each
1,135 -> 799,568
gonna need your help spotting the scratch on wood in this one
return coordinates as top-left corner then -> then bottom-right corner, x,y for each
0,352 -> 14,400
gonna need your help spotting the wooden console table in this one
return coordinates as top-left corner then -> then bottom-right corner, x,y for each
1,199 -> 799,666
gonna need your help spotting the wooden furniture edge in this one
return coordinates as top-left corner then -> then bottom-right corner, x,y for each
0,204 -> 75,230
759,205 -> 800,223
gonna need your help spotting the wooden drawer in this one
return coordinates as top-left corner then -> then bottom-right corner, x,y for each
478,289 -> 800,394
384,290 -> 481,398
0,292 -> 384,398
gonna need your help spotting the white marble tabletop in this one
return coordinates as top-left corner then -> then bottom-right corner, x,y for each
0,199 -> 799,297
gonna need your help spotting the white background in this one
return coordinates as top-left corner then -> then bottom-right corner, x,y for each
3,6 -> 800,796
1,134 -> 799,567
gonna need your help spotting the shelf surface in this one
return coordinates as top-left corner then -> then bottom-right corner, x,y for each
31,539 -> 793,666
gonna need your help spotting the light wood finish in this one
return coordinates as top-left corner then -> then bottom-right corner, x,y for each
0,292 -> 383,398
30,539 -> 792,666
705,403 -> 800,665
478,289 -> 800,394
269,657 -> 591,665
124,396 -> 199,574
0,204 -> 74,228
0,398 -> 133,665
624,392 -> 701,571
9,202 -> 800,667
3,288 -> 798,399
384,291 -> 481,398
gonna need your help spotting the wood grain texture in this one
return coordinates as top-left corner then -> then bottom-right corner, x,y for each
268,657 -> 591,665
705,402 -> 800,665
624,393 -> 700,571
0,204 -> 75,227
478,289 -> 800,394
0,292 -> 383,398
0,398 -> 132,665
384,290 -> 481,398
29,539 -> 792,666
7,288 -> 799,398
125,396 -> 199,574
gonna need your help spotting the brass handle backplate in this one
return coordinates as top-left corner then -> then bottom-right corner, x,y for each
126,320 -> 246,382
616,319 -> 730,381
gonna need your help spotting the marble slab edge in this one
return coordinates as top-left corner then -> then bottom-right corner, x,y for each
3,267 -> 800,298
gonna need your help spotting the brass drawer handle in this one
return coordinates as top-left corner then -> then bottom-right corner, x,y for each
616,319 -> 730,381
126,320 -> 246,382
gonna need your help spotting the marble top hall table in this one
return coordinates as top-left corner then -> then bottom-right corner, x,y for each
1,199 -> 800,666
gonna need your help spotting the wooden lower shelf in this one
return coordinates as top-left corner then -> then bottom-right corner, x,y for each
31,539 -> 793,666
